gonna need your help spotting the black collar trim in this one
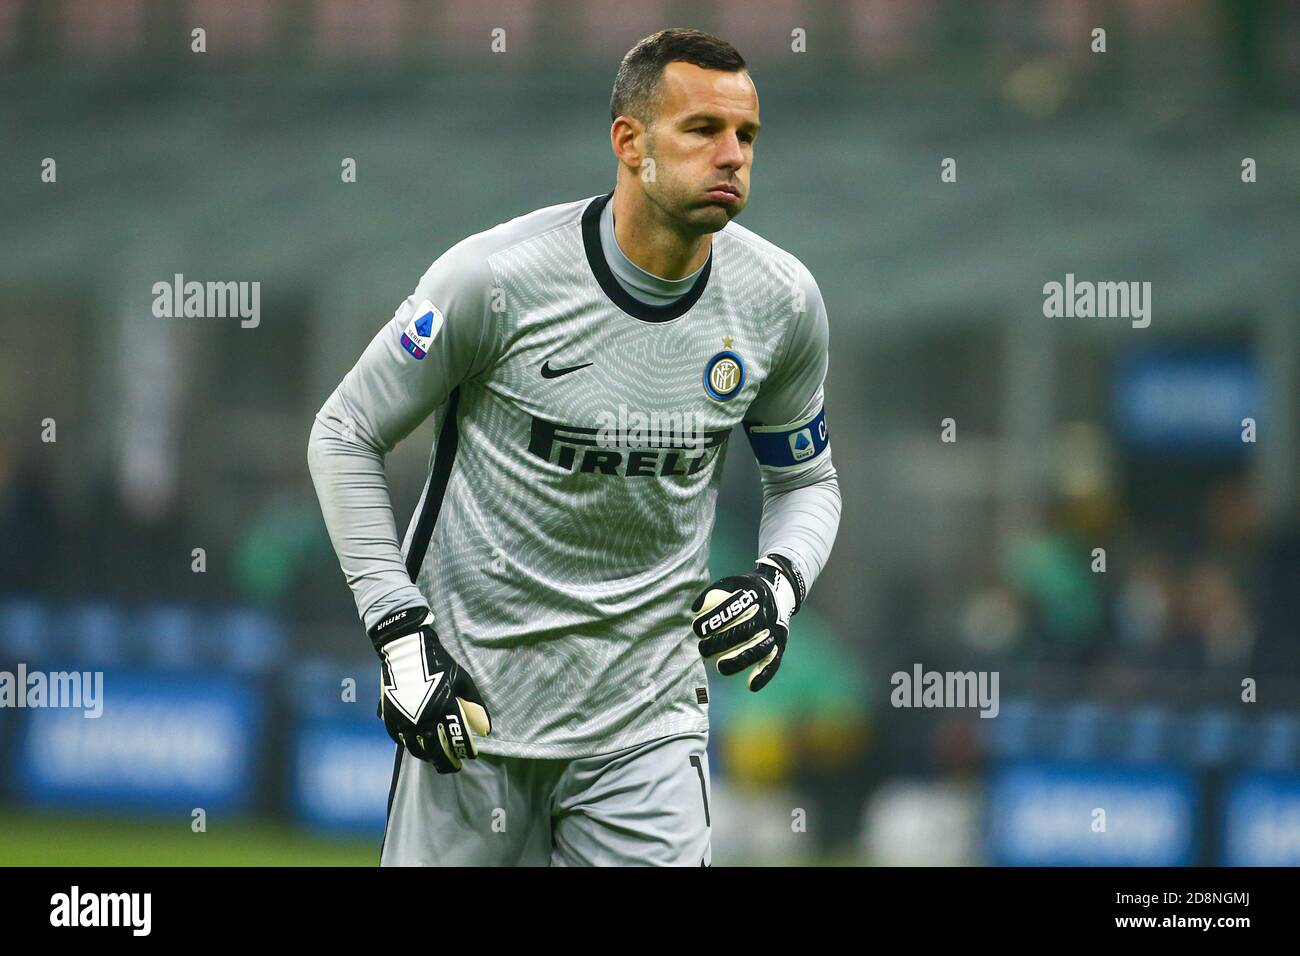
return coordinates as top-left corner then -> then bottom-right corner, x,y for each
580,191 -> 712,323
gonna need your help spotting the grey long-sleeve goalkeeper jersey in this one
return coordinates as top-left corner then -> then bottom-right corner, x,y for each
309,192 -> 839,758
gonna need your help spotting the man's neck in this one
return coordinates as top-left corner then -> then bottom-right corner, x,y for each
610,183 -> 713,280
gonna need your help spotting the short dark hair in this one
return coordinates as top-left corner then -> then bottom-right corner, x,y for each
610,29 -> 747,125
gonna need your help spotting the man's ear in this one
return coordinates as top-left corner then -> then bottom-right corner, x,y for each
610,115 -> 646,169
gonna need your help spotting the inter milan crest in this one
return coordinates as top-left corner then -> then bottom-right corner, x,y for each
703,338 -> 745,402
401,300 -> 444,360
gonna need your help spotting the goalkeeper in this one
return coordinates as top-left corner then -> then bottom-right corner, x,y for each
308,28 -> 840,866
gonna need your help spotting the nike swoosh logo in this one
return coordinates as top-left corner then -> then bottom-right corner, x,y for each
540,360 -> 593,379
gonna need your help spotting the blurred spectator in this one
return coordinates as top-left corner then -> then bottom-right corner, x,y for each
1182,559 -> 1255,670
1114,552 -> 1175,651
0,437 -> 58,595
232,472 -> 337,608
1004,512 -> 1104,662
1254,506 -> 1300,678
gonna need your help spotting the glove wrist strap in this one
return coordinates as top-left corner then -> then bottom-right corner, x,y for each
368,605 -> 433,653
756,554 -> 802,616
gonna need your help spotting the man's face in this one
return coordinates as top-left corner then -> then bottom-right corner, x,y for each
641,62 -> 759,234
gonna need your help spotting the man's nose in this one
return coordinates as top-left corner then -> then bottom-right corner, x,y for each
715,132 -> 745,168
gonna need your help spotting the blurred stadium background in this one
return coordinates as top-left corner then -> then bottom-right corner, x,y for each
1,0 -> 1298,865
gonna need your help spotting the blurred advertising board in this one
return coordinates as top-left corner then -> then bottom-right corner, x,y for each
1113,349 -> 1258,455
291,718 -> 393,836
986,759 -> 1198,865
1222,772 -> 1300,866
12,669 -> 262,814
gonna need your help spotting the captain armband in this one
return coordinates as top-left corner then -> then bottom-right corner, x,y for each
743,405 -> 829,469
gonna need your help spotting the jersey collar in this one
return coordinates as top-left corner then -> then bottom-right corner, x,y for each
581,191 -> 713,323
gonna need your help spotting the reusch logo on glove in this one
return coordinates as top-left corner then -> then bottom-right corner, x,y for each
445,712 -> 467,759
699,587 -> 760,635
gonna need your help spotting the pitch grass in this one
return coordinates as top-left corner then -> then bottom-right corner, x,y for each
0,811 -> 864,866
0,811 -> 380,867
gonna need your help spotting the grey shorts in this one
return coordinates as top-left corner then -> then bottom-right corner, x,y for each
380,731 -> 712,866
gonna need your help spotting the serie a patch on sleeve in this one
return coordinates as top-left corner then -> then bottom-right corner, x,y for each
744,406 -> 829,468
400,300 -> 444,360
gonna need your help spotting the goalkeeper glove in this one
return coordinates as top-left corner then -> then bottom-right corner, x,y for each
691,553 -> 804,692
369,606 -> 492,773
